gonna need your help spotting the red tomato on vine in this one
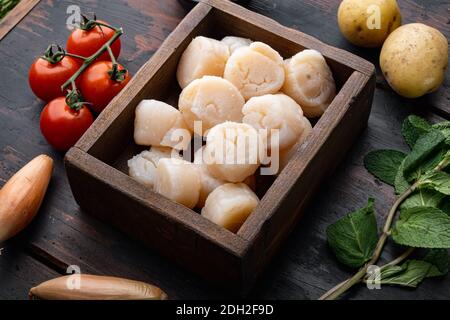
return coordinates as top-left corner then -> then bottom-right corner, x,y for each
29,46 -> 82,102
66,19 -> 121,61
40,96 -> 94,151
79,61 -> 131,113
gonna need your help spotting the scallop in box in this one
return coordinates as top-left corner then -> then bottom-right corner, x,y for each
65,0 -> 375,293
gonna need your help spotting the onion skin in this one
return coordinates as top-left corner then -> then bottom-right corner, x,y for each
0,155 -> 53,243
29,275 -> 168,300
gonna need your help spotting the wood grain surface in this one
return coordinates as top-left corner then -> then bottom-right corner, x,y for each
0,0 -> 40,40
0,0 -> 449,300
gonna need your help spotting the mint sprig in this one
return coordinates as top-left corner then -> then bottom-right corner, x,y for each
321,115 -> 450,300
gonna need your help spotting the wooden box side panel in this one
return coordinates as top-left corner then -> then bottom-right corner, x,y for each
65,147 -> 247,290
239,71 -> 376,288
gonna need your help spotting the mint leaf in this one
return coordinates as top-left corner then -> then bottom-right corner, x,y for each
364,150 -> 407,186
395,158 -> 411,194
403,130 -> 446,182
423,249 -> 450,277
420,171 -> 450,195
402,115 -> 431,148
409,148 -> 447,182
380,260 -> 432,287
379,251 -> 449,288
395,147 -> 444,193
432,121 -> 450,143
392,206 -> 450,248
400,189 -> 446,210
326,199 -> 378,268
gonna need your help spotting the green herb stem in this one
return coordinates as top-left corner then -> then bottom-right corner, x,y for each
319,278 -> 352,300
319,182 -> 418,300
434,156 -> 450,172
320,268 -> 366,300
379,247 -> 415,271
321,247 -> 415,300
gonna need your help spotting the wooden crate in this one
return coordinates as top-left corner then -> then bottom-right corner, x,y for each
64,0 -> 375,293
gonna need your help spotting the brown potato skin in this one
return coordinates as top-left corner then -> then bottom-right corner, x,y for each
380,23 -> 448,98
338,0 -> 401,48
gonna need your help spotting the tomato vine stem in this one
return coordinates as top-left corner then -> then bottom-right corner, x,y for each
61,25 -> 123,92
64,52 -> 89,61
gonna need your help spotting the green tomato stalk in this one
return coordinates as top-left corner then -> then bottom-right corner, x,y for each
57,17 -> 125,110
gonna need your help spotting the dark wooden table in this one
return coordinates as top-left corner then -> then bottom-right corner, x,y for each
0,0 -> 449,300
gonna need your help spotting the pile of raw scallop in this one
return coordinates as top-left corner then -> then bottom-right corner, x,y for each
128,35 -> 336,233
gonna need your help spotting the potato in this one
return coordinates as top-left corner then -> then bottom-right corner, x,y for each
337,0 -> 401,48
380,23 -> 448,98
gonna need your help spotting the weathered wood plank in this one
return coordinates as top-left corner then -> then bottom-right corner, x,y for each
0,242 -> 60,300
0,0 -> 40,41
0,0 -> 448,300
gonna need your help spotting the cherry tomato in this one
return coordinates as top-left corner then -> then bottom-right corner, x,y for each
66,21 -> 121,61
79,61 -> 131,113
40,97 -> 94,151
29,56 -> 81,102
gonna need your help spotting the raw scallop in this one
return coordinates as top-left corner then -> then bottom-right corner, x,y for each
204,122 -> 260,183
133,100 -> 192,150
282,49 -> 336,118
224,42 -> 285,100
194,146 -> 257,207
179,76 -> 244,133
279,117 -> 313,171
176,36 -> 230,89
242,93 -> 306,152
201,183 -> 259,233
221,36 -> 252,54
193,147 -> 226,208
127,147 -> 177,188
154,158 -> 201,209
